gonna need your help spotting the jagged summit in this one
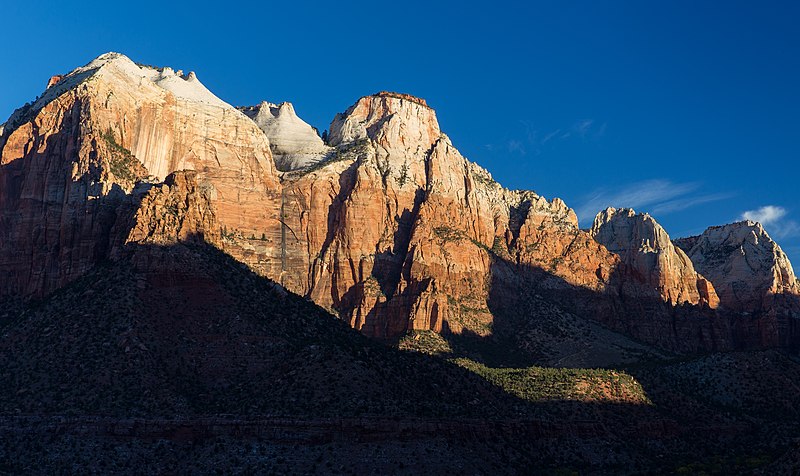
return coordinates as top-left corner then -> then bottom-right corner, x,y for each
238,101 -> 331,171
5,53 -> 229,132
590,207 -> 719,307
675,220 -> 799,311
591,208 -> 667,252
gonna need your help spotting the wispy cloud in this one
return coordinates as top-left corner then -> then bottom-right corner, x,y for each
507,139 -> 526,155
739,205 -> 800,239
575,119 -> 593,137
485,119 -> 604,157
574,179 -> 732,225
651,192 -> 735,215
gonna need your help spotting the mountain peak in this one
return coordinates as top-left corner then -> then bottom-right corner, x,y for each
678,220 -> 799,311
238,101 -> 330,171
591,206 -> 719,307
8,52 -> 229,129
328,90 -> 440,151
591,207 -> 666,251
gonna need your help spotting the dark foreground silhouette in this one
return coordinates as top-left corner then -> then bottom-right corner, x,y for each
0,241 -> 798,474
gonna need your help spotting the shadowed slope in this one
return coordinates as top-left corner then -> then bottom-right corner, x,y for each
0,241 -> 522,418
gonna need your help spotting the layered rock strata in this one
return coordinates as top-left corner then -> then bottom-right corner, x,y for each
1,53 -> 798,352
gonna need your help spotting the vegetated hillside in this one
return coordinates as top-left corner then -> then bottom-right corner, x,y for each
0,241 -> 524,419
1,241 -> 800,474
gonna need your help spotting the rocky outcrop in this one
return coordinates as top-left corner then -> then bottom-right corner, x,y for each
0,52 -> 282,296
239,101 -> 332,171
119,170 -> 220,247
591,208 -> 719,308
675,221 -> 800,312
1,53 -> 798,353
47,75 -> 64,89
328,91 -> 441,154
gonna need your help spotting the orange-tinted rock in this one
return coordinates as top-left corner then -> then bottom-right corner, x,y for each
591,207 -> 719,308
46,75 -> 64,89
0,53 -> 281,296
120,170 -> 220,247
2,53 -> 799,354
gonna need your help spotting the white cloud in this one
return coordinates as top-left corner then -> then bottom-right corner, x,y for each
541,129 -> 561,144
739,205 -> 800,240
574,179 -> 729,225
740,205 -> 786,225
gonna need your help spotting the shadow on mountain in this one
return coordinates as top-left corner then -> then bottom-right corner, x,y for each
437,249 -> 800,372
0,239 -> 660,418
2,236 -> 782,472
2,238 -> 799,472
1,117 -> 798,471
0,100 -> 156,299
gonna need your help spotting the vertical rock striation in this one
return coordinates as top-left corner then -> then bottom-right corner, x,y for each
591,207 -> 719,308
0,53 -> 281,295
1,53 -> 798,352
675,221 -> 800,312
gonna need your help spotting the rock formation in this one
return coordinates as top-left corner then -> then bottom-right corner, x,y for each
591,207 -> 719,308
675,221 -> 800,312
0,52 -> 281,296
239,101 -> 332,171
1,52 -> 798,353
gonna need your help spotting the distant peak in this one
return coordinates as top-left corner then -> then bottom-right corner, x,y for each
239,101 -> 298,121
704,220 -> 766,235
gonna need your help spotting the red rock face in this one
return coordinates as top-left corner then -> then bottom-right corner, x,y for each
0,53 -> 281,296
2,53 -> 799,353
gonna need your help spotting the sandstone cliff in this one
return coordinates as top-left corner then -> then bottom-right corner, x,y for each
0,52 -> 281,296
675,221 -> 800,312
591,207 -> 719,308
2,53 -> 799,353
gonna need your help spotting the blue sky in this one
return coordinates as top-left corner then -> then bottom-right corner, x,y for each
2,1 -> 799,263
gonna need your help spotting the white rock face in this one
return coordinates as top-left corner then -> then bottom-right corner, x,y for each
4,53 -> 231,132
239,101 -> 331,171
140,67 -> 229,107
591,207 -> 718,306
328,92 -> 441,154
324,92 -> 442,198
675,221 -> 800,311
